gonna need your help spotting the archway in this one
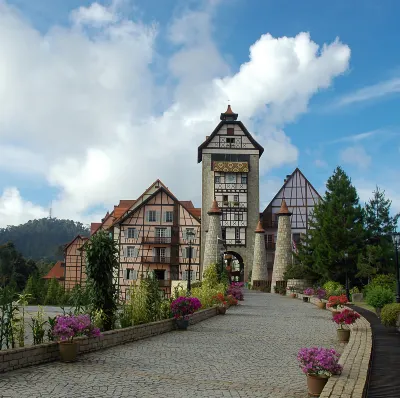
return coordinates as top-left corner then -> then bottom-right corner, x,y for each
224,251 -> 244,283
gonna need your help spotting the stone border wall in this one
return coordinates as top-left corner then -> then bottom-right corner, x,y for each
295,293 -> 372,398
0,307 -> 217,374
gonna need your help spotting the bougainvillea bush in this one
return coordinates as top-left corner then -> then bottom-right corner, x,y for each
303,287 -> 314,296
53,314 -> 101,342
332,309 -> 360,329
227,283 -> 244,300
327,294 -> 348,309
170,297 -> 202,320
297,347 -> 342,377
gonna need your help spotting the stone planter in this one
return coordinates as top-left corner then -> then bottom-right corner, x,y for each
289,293 -> 297,298
337,328 -> 351,343
287,279 -> 312,291
316,301 -> 326,309
306,374 -> 329,397
59,341 -> 78,363
217,306 -> 227,315
175,319 -> 189,330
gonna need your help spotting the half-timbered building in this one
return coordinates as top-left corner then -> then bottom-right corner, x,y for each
64,235 -> 88,290
260,168 -> 322,279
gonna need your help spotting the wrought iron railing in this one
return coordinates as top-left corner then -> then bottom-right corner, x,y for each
141,256 -> 172,264
141,237 -> 178,244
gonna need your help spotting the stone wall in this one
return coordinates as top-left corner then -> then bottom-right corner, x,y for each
252,231 -> 268,282
202,213 -> 222,276
0,307 -> 218,374
201,153 -> 213,269
286,279 -> 312,291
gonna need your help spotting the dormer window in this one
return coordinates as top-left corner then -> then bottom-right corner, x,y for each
226,137 -> 235,145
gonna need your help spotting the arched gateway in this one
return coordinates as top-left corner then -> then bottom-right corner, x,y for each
198,105 -> 264,282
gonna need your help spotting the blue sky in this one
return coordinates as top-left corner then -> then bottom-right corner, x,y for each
0,0 -> 399,226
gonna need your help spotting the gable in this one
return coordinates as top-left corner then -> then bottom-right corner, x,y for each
198,121 -> 264,162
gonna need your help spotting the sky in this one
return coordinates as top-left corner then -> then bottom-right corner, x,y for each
0,0 -> 399,228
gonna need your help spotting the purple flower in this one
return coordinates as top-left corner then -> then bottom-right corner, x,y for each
227,283 -> 244,300
53,314 -> 101,342
297,347 -> 342,377
170,297 -> 202,320
304,288 -> 314,296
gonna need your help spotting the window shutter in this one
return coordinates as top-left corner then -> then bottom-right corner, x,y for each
133,270 -> 137,280
183,229 -> 187,240
192,248 -> 197,259
123,247 -> 127,258
182,271 -> 187,281
134,229 -> 139,239
134,248 -> 139,257
191,271 -> 196,281
156,211 -> 160,222
163,212 -> 167,223
123,269 -> 128,280
166,227 -> 171,237
146,211 -> 149,222
164,270 -> 168,280
152,248 -> 156,257
166,247 -> 171,258
121,229 -> 125,238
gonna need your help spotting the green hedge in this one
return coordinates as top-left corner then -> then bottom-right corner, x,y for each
380,303 -> 400,327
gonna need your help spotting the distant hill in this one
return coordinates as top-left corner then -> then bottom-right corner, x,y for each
0,218 -> 90,262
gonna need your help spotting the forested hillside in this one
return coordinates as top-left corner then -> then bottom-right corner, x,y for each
0,218 -> 89,262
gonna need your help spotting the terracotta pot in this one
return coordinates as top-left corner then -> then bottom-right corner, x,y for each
289,293 -> 297,298
303,296 -> 309,302
217,306 -> 227,315
331,309 -> 341,316
176,319 -> 189,330
306,374 -> 329,397
59,341 -> 78,363
337,328 -> 351,342
316,301 -> 326,309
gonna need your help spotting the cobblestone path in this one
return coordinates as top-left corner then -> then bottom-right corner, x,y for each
0,291 -> 340,398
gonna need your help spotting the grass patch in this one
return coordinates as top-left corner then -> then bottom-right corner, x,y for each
352,301 -> 376,314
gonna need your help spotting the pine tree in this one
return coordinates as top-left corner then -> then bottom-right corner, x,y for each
44,278 -> 61,305
297,167 -> 364,282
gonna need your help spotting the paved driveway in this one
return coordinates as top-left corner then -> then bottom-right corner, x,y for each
0,291 -> 340,397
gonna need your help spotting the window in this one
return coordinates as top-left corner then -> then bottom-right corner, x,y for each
127,246 -> 137,257
226,173 -> 236,184
241,175 -> 247,184
235,228 -> 241,240
222,195 -> 228,206
227,127 -> 234,135
148,210 -> 157,222
182,270 -> 195,281
215,176 -> 221,184
234,213 -> 243,221
165,211 -> 173,223
156,227 -> 167,237
293,233 -> 301,244
222,212 -> 227,221
226,137 -> 235,145
126,269 -> 137,280
127,228 -> 137,239
185,247 -> 194,258
234,195 -> 239,202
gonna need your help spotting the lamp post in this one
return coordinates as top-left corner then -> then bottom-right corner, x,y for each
186,230 -> 195,294
391,232 -> 400,303
344,252 -> 350,302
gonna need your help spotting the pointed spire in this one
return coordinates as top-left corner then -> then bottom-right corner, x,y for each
208,199 -> 222,215
220,104 -> 238,121
255,220 -> 265,233
277,199 -> 292,216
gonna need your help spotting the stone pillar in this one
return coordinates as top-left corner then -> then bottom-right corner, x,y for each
202,200 -> 223,277
252,220 -> 268,289
271,200 -> 292,292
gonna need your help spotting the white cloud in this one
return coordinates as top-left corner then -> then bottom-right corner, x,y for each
0,1 -> 351,227
0,188 -> 48,227
328,129 -> 383,144
315,159 -> 328,168
340,145 -> 371,169
337,77 -> 400,106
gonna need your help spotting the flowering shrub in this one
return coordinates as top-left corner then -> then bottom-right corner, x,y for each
170,297 -> 202,320
213,293 -> 227,307
315,288 -> 327,301
327,294 -> 348,309
53,314 -> 101,342
297,347 -> 342,377
304,287 -> 314,296
227,283 -> 244,300
333,309 -> 360,329
226,295 -> 238,306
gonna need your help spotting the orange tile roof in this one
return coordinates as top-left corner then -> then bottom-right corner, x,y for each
43,261 -> 65,280
180,201 -> 195,209
90,223 -> 102,235
189,208 -> 201,219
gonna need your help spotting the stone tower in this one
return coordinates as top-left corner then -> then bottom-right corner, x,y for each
202,199 -> 223,276
251,220 -> 268,288
198,105 -> 264,282
271,199 -> 292,291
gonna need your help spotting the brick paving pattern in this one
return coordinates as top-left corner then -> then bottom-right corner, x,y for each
0,291 -> 340,398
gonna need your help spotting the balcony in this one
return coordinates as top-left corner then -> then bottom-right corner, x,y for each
225,238 -> 245,246
141,236 -> 178,245
141,256 -> 173,264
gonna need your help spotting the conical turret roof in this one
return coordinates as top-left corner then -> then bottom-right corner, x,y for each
208,199 -> 222,215
255,220 -> 265,233
277,199 -> 292,216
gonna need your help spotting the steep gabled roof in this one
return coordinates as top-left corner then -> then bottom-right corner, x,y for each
197,120 -> 264,163
64,235 -> 89,251
90,223 -> 102,236
43,261 -> 65,280
262,167 -> 322,212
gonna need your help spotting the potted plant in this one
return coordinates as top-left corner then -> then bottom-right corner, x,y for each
327,294 -> 348,315
315,288 -> 327,309
213,293 -> 227,315
53,314 -> 101,362
332,309 -> 360,342
170,296 -> 202,330
297,347 -> 342,397
287,286 -> 297,298
303,288 -> 314,302
226,294 -> 238,307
